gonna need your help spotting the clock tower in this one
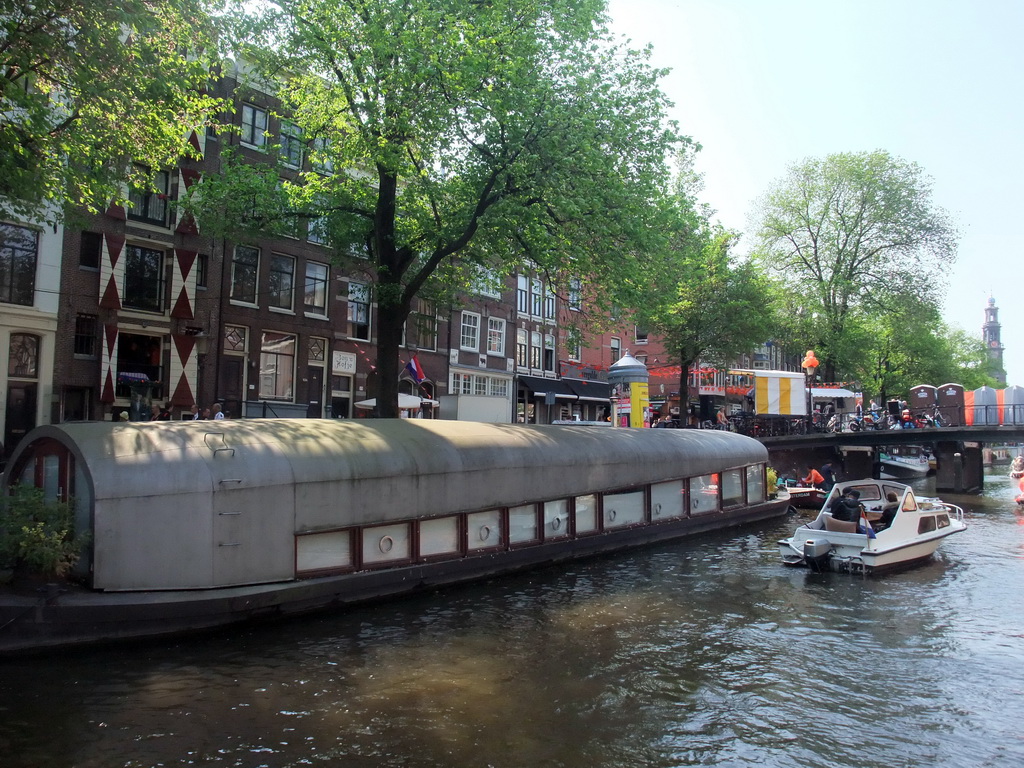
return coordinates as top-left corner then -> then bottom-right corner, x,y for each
982,296 -> 1007,385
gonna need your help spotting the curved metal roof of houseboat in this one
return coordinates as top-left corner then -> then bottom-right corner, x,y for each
6,420 -> 768,522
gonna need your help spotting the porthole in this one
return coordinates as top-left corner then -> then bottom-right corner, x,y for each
379,535 -> 394,553
479,525 -> 491,542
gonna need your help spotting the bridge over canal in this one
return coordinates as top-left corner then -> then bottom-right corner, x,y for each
757,425 -> 1024,493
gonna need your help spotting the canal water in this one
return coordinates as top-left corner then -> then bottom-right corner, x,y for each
3,472 -> 1024,768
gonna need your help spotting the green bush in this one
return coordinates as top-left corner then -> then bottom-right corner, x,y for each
0,485 -> 87,577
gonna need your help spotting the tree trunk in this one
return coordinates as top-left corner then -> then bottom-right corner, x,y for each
374,302 -> 409,419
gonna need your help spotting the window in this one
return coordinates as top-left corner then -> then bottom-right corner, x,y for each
473,266 -> 502,298
268,253 -> 295,310
568,277 -> 582,311
635,327 -> 649,345
530,331 -> 542,369
486,317 -> 505,356
231,245 -> 259,304
280,121 -> 303,168
123,244 -> 164,312
530,278 -> 542,317
348,281 -> 370,340
127,169 -> 169,226
8,333 -> 38,377
259,331 -> 295,400
543,334 -> 555,372
311,136 -> 334,174
460,312 -> 480,351
80,231 -> 101,269
610,337 -> 621,365
516,275 -> 529,314
405,299 -> 437,351
544,286 -> 556,320
0,223 -> 37,305
224,325 -> 247,353
516,328 -> 528,368
74,314 -> 98,357
567,329 -> 581,362
304,261 -> 329,315
308,214 -> 328,244
196,253 -> 208,289
450,372 -> 510,398
240,104 -> 268,146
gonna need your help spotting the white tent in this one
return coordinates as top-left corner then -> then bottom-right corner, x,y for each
354,394 -> 439,410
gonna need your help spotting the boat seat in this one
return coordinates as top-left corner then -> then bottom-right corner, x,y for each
824,516 -> 859,533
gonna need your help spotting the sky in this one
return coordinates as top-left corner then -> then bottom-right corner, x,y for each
606,0 -> 1023,384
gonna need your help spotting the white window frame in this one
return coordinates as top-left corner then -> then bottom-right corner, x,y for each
268,253 -> 295,311
486,317 -> 505,356
240,104 -> 268,147
460,311 -> 480,352
304,261 -> 329,316
280,121 -> 303,168
348,280 -> 371,340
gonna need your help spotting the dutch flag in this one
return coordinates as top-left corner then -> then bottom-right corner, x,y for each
405,355 -> 426,384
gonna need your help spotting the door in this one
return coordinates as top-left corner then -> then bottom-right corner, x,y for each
306,365 -> 324,418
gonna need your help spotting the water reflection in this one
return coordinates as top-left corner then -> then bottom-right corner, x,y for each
3,474 -> 1024,767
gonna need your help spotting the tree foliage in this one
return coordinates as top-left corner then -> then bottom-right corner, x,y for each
753,150 -> 958,382
0,0 -> 224,222
192,0 -> 679,416
631,153 -> 780,403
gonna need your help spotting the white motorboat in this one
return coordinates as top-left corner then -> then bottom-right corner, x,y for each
878,445 -> 931,480
778,479 -> 965,574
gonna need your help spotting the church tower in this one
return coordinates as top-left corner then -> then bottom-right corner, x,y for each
982,296 -> 1007,385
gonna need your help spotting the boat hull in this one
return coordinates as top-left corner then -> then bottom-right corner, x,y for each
777,478 -> 965,574
0,496 -> 789,654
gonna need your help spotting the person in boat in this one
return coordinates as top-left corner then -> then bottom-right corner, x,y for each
829,488 -> 862,523
805,488 -> 862,530
1010,456 -> 1024,478
820,461 -> 836,492
876,491 -> 900,531
801,465 -> 826,488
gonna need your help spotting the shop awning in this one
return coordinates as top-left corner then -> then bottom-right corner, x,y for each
563,378 -> 611,403
518,375 -> 578,400
810,387 -> 857,399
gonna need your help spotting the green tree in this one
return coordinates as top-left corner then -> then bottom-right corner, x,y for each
0,0 -> 223,222
753,150 -> 958,383
631,152 -> 780,407
192,0 -> 678,417
658,234 -> 780,406
856,300 -> 997,403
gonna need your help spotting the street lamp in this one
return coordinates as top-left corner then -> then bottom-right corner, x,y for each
801,350 -> 819,433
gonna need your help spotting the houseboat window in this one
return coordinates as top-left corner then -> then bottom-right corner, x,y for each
296,530 -> 352,574
722,470 -> 744,507
603,488 -> 644,529
575,494 -> 598,534
651,480 -> 685,521
13,438 -> 74,503
543,499 -> 570,540
509,504 -> 539,544
746,465 -> 765,504
362,523 -> 411,565
419,516 -> 460,557
902,493 -> 918,512
936,513 -> 951,529
467,510 -> 503,551
690,475 -> 721,516
918,516 -> 937,535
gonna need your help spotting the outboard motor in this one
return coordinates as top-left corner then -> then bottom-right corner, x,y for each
803,536 -> 833,572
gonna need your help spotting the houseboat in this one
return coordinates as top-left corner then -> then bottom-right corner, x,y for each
1,419 -> 791,653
